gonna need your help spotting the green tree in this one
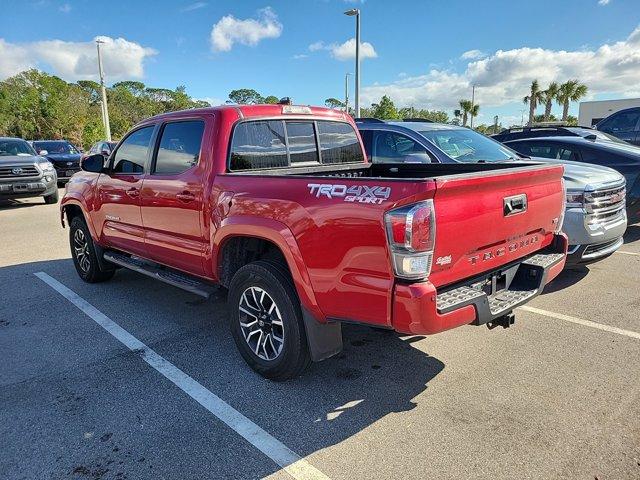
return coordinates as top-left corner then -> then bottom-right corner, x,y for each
263,95 -> 279,104
458,100 -> 473,126
469,103 -> 480,126
324,97 -> 345,109
398,107 -> 449,123
370,95 -> 400,119
556,80 -> 588,122
523,80 -> 544,126
228,88 -> 263,104
540,82 -> 559,121
534,113 -> 558,123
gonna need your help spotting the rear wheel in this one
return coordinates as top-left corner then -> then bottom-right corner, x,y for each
228,260 -> 310,381
69,216 -> 115,283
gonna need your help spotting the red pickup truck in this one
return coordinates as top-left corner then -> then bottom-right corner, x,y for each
61,104 -> 567,380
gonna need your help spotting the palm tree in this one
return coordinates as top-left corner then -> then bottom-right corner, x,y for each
523,80 -> 544,126
556,80 -> 588,122
469,103 -> 480,127
459,99 -> 473,127
540,82 -> 559,121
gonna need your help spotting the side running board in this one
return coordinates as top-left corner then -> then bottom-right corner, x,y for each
103,251 -> 218,298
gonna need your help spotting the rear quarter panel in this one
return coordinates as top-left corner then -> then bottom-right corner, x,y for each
213,174 -> 436,326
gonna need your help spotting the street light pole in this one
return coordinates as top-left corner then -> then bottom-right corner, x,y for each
344,9 -> 360,117
96,40 -> 111,141
470,84 -> 476,129
344,73 -> 352,114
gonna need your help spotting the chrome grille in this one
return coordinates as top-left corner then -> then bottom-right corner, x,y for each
584,183 -> 626,226
0,165 -> 40,179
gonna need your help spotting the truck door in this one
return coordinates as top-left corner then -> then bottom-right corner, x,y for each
140,119 -> 207,276
95,125 -> 155,257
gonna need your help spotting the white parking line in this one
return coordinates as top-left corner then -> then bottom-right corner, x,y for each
616,250 -> 640,256
519,305 -> 640,340
34,272 -> 330,480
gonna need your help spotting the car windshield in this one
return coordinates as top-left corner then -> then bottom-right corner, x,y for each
34,141 -> 78,154
419,128 -> 517,162
0,139 -> 36,156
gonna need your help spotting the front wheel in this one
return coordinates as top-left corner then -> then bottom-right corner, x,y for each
228,260 -> 310,381
69,216 -> 115,283
43,190 -> 59,204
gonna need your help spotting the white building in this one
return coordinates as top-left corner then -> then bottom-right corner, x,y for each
578,98 -> 640,127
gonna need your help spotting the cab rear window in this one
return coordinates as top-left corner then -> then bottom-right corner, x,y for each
229,119 -> 363,171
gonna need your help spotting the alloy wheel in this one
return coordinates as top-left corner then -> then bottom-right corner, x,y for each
73,228 -> 91,273
238,286 -> 284,361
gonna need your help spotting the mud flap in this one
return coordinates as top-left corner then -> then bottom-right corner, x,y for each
302,308 -> 343,362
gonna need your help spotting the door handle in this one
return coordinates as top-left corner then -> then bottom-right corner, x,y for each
176,191 -> 195,202
126,187 -> 139,198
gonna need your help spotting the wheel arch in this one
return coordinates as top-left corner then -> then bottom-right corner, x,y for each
213,218 -> 324,322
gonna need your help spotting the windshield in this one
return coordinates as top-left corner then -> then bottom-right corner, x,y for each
33,141 -> 79,155
419,128 -> 518,162
0,139 -> 36,156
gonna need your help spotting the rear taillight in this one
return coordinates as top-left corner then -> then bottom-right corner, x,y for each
384,200 -> 435,280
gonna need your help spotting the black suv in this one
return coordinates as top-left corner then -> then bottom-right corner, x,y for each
31,140 -> 82,184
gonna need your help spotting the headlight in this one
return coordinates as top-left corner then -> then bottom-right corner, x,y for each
39,161 -> 55,173
566,189 -> 584,208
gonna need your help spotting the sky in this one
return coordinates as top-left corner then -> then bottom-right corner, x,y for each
1,0 -> 640,126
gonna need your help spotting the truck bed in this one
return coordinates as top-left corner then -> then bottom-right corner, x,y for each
230,160 -> 547,180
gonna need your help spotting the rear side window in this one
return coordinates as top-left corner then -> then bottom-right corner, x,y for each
112,126 -> 154,174
154,121 -> 204,174
230,121 -> 287,170
286,122 -> 318,164
599,110 -> 640,134
317,121 -> 363,164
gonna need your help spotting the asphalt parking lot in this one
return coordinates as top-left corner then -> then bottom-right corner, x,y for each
1,191 -> 639,480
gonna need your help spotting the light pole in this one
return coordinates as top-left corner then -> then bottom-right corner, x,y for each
96,40 -> 112,141
344,73 -> 352,114
344,8 -> 360,117
470,84 -> 476,129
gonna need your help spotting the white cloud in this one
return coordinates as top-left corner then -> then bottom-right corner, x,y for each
59,3 -> 71,13
181,2 -> 207,12
308,41 -> 325,52
598,0 -> 611,5
210,7 -> 282,52
461,49 -> 485,60
361,25 -> 640,110
0,36 -> 157,81
331,38 -> 377,60
307,38 -> 377,61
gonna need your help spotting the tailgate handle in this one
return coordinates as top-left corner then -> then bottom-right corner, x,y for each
503,194 -> 527,216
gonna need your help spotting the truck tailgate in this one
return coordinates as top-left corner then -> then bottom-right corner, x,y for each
429,164 -> 565,287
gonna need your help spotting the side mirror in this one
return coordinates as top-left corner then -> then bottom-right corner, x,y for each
80,153 -> 105,173
39,150 -> 48,156
403,152 -> 431,163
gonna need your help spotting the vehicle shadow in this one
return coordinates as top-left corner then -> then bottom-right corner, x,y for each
623,224 -> 640,244
541,265 -> 590,295
0,198 -> 46,210
2,259 -> 445,479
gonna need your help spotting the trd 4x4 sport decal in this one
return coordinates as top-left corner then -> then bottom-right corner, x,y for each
307,183 -> 391,205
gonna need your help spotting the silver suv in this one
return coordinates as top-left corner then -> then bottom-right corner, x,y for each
356,120 -> 627,265
0,137 -> 59,204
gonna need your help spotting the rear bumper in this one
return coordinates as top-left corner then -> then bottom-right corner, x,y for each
391,233 -> 568,335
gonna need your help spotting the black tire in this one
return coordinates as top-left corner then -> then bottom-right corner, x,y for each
43,190 -> 59,204
228,260 -> 310,381
69,216 -> 115,283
